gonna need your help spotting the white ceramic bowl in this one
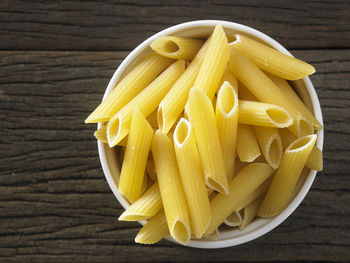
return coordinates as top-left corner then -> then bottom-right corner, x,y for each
97,20 -> 324,249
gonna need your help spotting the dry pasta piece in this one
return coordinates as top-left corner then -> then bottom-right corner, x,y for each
252,126 -> 283,169
238,100 -> 293,128
194,24 -> 229,100
229,49 -> 322,136
239,196 -> 264,230
216,81 -> 239,178
135,210 -> 168,244
224,210 -> 242,227
187,88 -> 229,194
236,124 -> 261,162
206,163 -> 274,234
229,34 -> 315,80
258,135 -> 317,217
158,39 -> 210,134
151,36 -> 204,60
107,60 -> 185,147
86,52 -> 172,123
173,118 -> 211,238
152,130 -> 191,245
118,108 -> 154,203
94,125 -> 108,144
219,66 -> 238,93
118,182 -> 162,221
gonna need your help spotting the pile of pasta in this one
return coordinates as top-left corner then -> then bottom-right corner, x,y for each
86,24 -> 323,245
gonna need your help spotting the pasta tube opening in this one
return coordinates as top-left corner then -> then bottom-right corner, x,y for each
266,108 -> 292,127
157,39 -> 180,53
174,118 -> 190,146
107,116 -> 121,147
218,81 -> 238,117
269,137 -> 282,169
171,219 -> 191,245
288,135 -> 317,151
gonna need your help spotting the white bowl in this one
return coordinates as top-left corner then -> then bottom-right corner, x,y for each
97,20 -> 324,249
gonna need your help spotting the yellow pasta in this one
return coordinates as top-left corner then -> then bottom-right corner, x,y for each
216,81 -> 239,178
280,128 -> 323,171
152,130 -> 191,245
258,135 -> 317,217
252,126 -> 283,169
219,66 -> 238,92
158,39 -> 210,134
238,82 -> 257,101
146,110 -> 159,130
107,60 -> 185,147
238,100 -> 293,128
94,125 -> 108,144
239,196 -> 264,230
224,210 -> 242,227
146,155 -> 157,181
236,124 -> 261,162
206,163 -> 274,234
135,210 -> 168,244
229,49 -> 322,136
151,36 -> 204,60
266,72 -> 319,135
194,24 -> 229,100
118,108 -> 154,203
229,34 -> 315,80
118,182 -> 162,221
173,118 -> 211,238
85,52 -> 172,123
187,88 -> 229,194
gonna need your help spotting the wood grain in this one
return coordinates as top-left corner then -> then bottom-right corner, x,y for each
1,0 -> 350,51
0,50 -> 349,262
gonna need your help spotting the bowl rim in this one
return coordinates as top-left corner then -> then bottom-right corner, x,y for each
97,20 -> 324,249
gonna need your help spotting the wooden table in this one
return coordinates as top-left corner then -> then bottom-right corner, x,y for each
1,1 -> 349,262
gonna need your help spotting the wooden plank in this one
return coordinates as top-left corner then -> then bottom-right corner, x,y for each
0,50 -> 349,262
1,0 -> 350,51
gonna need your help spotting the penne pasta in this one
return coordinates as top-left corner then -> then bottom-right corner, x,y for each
135,210 -> 168,244
229,49 -> 322,136
280,128 -> 323,171
238,81 -> 257,101
94,125 -> 108,144
206,163 -> 274,234
173,118 -> 211,238
152,130 -> 191,245
158,39 -> 210,134
239,196 -> 264,230
252,126 -> 283,169
194,24 -> 229,100
146,110 -> 159,130
238,100 -> 293,128
258,135 -> 317,217
107,60 -> 185,147
146,155 -> 157,181
187,88 -> 229,194
118,108 -> 154,203
224,210 -> 242,227
236,124 -> 261,162
118,182 -> 162,221
151,36 -> 204,60
229,34 -> 315,80
216,81 -> 239,178
219,66 -> 238,93
86,52 -> 173,123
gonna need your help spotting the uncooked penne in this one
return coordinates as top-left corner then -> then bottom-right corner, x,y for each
94,125 -> 108,144
173,118 -> 211,238
151,36 -> 204,60
224,210 -> 242,227
219,66 -> 238,93
239,196 -> 264,230
118,109 -> 154,203
252,126 -> 283,169
118,182 -> 162,221
194,24 -> 229,100
135,210 -> 168,244
216,81 -> 239,178
280,128 -> 323,171
152,130 -> 191,245
229,49 -> 322,136
146,155 -> 157,181
229,34 -> 315,80
187,88 -> 229,194
238,81 -> 256,101
238,100 -> 293,128
206,163 -> 274,234
236,124 -> 261,162
258,135 -> 317,217
158,39 -> 210,134
107,60 -> 185,147
266,72 -> 317,136
86,52 -> 172,123
146,110 -> 159,130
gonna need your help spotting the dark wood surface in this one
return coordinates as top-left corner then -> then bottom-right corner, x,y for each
1,1 -> 350,262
